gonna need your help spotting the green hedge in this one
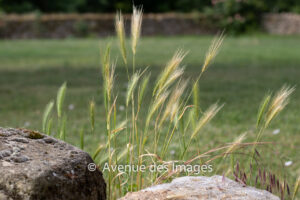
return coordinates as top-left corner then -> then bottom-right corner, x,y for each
1,0 -> 299,14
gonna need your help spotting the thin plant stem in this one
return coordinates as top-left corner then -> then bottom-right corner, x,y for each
133,54 -> 136,74
250,126 -> 266,165
125,62 -> 130,81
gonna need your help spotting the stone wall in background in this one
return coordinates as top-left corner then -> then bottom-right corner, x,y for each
262,13 -> 300,35
0,13 -> 299,39
0,13 -> 217,39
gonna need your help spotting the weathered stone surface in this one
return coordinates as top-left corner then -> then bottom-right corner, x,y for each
0,127 -> 106,200
120,175 -> 279,200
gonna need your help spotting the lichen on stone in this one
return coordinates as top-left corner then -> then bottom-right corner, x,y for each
28,131 -> 44,139
18,129 -> 44,139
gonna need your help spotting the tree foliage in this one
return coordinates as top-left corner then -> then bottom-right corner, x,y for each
1,0 -> 298,14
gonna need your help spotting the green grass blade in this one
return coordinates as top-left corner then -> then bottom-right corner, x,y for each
138,74 -> 150,107
292,176 -> 300,200
80,127 -> 84,150
256,94 -> 271,128
192,82 -> 200,119
89,100 -> 95,133
57,82 -> 67,118
46,118 -> 53,135
59,115 -> 67,140
42,100 -> 54,133
126,72 -> 140,106
93,144 -> 105,160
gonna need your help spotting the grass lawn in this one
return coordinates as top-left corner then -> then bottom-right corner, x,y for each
0,35 -> 299,193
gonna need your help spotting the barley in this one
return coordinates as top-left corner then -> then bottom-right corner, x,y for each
191,103 -> 223,139
126,72 -> 140,106
105,62 -> 116,102
154,50 -> 186,95
115,11 -> 127,64
146,92 -> 169,127
100,43 -> 111,81
256,94 -> 271,128
156,68 -> 184,98
265,86 -> 295,127
131,6 -> 143,55
160,81 -> 187,125
138,74 -> 150,106
225,133 -> 247,156
202,32 -> 224,73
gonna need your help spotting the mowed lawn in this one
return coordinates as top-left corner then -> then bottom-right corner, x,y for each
0,35 -> 299,185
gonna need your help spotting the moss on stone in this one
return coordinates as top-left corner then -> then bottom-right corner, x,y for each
17,128 -> 44,139
27,131 -> 44,139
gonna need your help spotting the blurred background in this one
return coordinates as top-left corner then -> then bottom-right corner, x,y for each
0,0 -> 300,37
0,0 -> 299,189
0,0 -> 300,38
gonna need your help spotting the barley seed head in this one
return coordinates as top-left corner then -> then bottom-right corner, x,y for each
131,6 -> 143,55
160,81 -> 188,125
146,92 -> 169,127
191,103 -> 223,139
154,50 -> 187,96
126,72 -> 140,106
225,132 -> 247,155
115,11 -> 127,64
265,86 -> 295,126
105,61 -> 116,101
156,67 -> 184,98
202,32 -> 225,73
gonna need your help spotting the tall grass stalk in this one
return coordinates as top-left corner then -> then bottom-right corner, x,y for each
292,176 -> 300,200
42,100 -> 54,133
131,6 -> 142,72
56,82 -> 67,119
43,8 -> 296,199
181,103 -> 223,159
89,100 -> 95,134
59,115 -> 67,140
176,32 -> 224,128
100,41 -> 117,199
80,127 -> 84,150
201,31 -> 225,73
115,11 -> 127,65
46,118 -> 53,136
216,132 -> 247,173
192,83 -> 200,119
153,50 -> 186,97
115,11 -> 129,79
250,86 -> 294,165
